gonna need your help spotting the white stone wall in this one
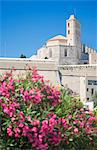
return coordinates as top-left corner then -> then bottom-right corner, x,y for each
0,58 -> 60,86
0,58 -> 97,102
80,77 -> 87,102
37,45 -> 60,61
59,65 -> 97,77
37,47 -> 49,59
59,46 -> 80,65
62,76 -> 80,94
36,44 -> 81,65
89,53 -> 97,64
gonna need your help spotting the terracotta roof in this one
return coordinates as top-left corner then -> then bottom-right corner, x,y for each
48,35 -> 67,42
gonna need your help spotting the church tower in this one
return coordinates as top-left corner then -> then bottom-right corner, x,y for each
66,15 -> 81,48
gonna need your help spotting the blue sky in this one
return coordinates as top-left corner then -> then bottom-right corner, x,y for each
0,0 -> 97,58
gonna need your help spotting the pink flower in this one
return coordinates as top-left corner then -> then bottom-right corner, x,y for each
31,127 -> 37,133
23,125 -> 29,136
61,118 -> 67,127
88,117 -> 96,124
19,123 -> 24,128
14,127 -> 20,134
20,88 -> 24,94
7,127 -> 13,136
41,120 -> 49,133
80,121 -> 84,128
19,111 -> 25,122
32,91 -> 43,104
68,115 -> 72,119
31,120 -> 40,126
39,135 -> 43,142
3,106 -> 9,114
74,128 -> 79,133
15,133 -> 20,138
27,116 -> 32,122
11,117 -> 15,122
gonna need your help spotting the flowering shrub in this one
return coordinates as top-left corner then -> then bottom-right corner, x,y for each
0,68 -> 97,150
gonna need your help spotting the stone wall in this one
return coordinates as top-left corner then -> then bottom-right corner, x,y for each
0,58 -> 97,101
62,75 -> 80,94
59,64 -> 97,77
0,58 -> 60,86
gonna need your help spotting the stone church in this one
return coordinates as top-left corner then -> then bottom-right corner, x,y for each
31,15 -> 96,65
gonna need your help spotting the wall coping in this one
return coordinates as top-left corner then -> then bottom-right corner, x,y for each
0,58 -> 56,63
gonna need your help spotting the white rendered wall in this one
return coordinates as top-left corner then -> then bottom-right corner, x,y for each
89,53 -> 97,64
0,58 -> 60,86
62,76 -> 80,94
80,77 -> 87,102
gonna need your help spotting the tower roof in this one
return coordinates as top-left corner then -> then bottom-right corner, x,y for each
67,14 -> 80,25
69,14 -> 75,19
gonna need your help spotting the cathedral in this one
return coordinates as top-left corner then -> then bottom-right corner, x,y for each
31,15 -> 96,65
0,14 -> 97,105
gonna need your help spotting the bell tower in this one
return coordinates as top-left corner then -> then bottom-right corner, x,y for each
66,15 -> 81,48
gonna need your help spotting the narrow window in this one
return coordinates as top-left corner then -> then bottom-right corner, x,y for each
58,71 -> 62,85
49,49 -> 52,57
87,88 -> 89,92
68,30 -> 70,34
91,88 -> 94,95
68,23 -> 70,27
64,49 -> 67,57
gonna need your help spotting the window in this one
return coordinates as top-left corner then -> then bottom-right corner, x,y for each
88,80 -> 97,85
68,30 -> 70,34
88,80 -> 92,85
83,44 -> 85,53
87,88 -> 89,92
94,80 -> 97,85
49,49 -> 52,57
68,23 -> 70,27
64,49 -> 67,57
91,88 -> 94,95
58,71 -> 62,85
87,98 -> 89,101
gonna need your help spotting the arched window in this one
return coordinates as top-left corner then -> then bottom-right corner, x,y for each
49,48 -> 52,57
64,49 -> 67,57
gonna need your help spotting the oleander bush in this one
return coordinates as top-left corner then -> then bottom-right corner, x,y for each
0,68 -> 97,150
